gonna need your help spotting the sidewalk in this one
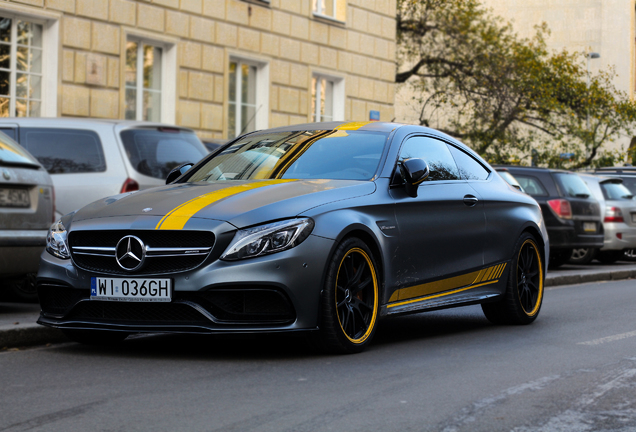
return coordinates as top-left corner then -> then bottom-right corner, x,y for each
2,263 -> 636,349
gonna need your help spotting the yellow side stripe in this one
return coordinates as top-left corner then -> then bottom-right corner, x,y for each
387,280 -> 499,309
156,180 -> 293,230
387,263 -> 507,304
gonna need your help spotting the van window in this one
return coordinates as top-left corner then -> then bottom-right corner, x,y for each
120,128 -> 208,179
20,128 -> 106,174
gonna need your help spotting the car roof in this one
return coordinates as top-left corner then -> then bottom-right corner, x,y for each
0,117 -> 195,131
251,121 -> 409,135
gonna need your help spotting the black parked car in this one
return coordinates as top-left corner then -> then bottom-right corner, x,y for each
500,166 -> 603,267
38,122 -> 549,354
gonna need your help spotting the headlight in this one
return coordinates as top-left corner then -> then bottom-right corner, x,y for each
221,218 -> 314,261
46,220 -> 70,259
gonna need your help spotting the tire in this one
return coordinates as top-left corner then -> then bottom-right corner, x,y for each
62,329 -> 129,345
482,233 -> 545,325
568,248 -> 596,265
316,237 -> 380,354
5,273 -> 39,303
624,249 -> 636,262
549,249 -> 571,269
596,250 -> 623,264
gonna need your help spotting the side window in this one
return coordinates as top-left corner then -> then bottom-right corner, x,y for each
399,136 -> 460,181
20,128 -> 106,174
448,145 -> 490,180
514,175 -> 548,197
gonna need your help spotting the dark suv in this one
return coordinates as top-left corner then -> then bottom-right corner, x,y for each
500,166 -> 604,267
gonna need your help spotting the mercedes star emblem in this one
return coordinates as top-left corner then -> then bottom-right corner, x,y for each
115,235 -> 146,271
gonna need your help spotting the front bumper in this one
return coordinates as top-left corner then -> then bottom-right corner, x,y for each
36,233 -> 335,334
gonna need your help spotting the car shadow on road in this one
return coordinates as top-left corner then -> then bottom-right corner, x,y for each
49,306 -> 498,360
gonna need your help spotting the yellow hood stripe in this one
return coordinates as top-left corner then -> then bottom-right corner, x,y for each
156,180 -> 294,230
335,121 -> 373,131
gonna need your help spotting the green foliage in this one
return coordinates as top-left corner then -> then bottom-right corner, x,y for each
396,0 -> 636,168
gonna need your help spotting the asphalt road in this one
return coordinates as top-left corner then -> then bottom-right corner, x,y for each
1,279 -> 635,432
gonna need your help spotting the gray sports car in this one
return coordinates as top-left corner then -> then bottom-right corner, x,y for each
37,122 -> 549,353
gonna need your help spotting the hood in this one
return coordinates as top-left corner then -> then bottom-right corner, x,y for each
72,179 -> 376,229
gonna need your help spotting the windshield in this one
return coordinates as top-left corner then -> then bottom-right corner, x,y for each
0,131 -> 39,167
554,173 -> 593,198
121,128 -> 208,179
187,130 -> 389,182
601,182 -> 634,200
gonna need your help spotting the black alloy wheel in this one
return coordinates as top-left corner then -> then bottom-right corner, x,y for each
317,237 -> 379,354
517,239 -> 543,316
482,233 -> 544,325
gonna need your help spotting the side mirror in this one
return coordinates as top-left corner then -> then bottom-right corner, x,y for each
402,158 -> 429,198
166,163 -> 194,185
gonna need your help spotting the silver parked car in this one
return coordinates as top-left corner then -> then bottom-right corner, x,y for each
0,132 -> 54,301
571,174 -> 636,264
0,118 -> 209,219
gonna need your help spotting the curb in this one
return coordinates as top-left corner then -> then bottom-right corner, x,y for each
545,269 -> 636,287
1,269 -> 634,349
0,323 -> 68,349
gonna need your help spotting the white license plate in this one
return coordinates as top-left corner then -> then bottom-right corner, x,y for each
90,277 -> 171,302
583,222 -> 596,232
0,187 -> 29,207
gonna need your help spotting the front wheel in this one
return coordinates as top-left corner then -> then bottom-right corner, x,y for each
482,233 -> 545,325
317,238 -> 380,354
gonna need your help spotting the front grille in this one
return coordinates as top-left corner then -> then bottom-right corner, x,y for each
38,284 -> 295,326
68,230 -> 215,275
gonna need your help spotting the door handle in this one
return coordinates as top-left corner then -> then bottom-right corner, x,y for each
463,195 -> 479,207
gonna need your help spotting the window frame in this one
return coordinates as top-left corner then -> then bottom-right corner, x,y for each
311,72 -> 344,123
123,31 -> 177,124
0,6 -> 59,118
312,0 -> 346,23
227,55 -> 269,139
393,135 -> 462,185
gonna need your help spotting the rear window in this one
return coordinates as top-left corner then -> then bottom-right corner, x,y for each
20,128 -> 105,174
554,173 -> 593,198
601,182 -> 634,200
120,128 -> 208,179
513,175 -> 547,197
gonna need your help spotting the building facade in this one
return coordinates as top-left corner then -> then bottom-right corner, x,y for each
0,0 -> 396,140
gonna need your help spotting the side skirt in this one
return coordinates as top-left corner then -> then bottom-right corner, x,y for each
382,262 -> 510,316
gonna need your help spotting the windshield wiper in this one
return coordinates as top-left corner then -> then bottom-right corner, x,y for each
574,193 -> 590,198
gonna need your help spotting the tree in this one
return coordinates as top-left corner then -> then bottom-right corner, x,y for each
396,0 -> 636,168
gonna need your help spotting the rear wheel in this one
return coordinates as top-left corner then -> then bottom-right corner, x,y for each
62,329 -> 129,345
3,273 -> 39,303
482,233 -> 544,325
569,248 -> 596,265
624,249 -> 636,262
317,238 -> 380,354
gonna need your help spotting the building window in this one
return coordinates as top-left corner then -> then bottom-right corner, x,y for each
0,17 -> 43,117
312,73 -> 344,122
125,39 -> 162,122
228,58 -> 271,140
312,0 -> 346,22
312,76 -> 334,122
